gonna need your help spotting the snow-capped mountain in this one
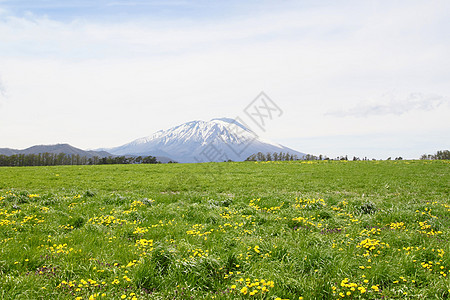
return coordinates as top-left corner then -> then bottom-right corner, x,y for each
101,118 -> 305,163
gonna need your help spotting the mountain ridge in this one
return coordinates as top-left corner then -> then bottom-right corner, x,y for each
0,144 -> 113,159
99,118 -> 305,163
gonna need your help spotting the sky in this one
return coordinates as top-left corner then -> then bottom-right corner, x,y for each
0,0 -> 449,159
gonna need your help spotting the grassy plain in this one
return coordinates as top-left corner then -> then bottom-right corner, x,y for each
0,160 -> 449,299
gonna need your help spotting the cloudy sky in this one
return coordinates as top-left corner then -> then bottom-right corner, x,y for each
0,0 -> 449,159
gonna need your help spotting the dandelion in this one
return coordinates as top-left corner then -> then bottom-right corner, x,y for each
240,286 -> 248,294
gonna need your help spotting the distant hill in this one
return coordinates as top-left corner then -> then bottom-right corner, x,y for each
98,118 -> 305,163
0,144 -> 112,158
0,148 -> 17,156
0,143 -> 175,163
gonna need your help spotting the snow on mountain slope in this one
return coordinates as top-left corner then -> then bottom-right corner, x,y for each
102,118 -> 305,163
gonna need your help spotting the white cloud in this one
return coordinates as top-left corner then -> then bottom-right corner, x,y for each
0,75 -> 7,101
326,92 -> 449,117
0,7 -> 358,60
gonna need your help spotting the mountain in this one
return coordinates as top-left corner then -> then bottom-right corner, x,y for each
100,118 -> 305,163
0,144 -> 112,158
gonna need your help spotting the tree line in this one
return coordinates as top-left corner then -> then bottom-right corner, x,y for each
245,152 -> 299,161
420,150 -> 450,160
300,154 -> 405,161
247,150 -> 450,162
0,153 -> 162,167
245,152 -> 408,162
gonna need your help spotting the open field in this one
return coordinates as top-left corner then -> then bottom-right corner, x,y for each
0,160 -> 449,299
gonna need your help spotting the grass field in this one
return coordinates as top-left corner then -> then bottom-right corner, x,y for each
0,160 -> 449,299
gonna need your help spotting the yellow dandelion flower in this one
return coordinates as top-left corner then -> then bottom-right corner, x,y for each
240,286 -> 248,294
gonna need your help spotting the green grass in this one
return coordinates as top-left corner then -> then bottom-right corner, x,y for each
0,160 -> 449,299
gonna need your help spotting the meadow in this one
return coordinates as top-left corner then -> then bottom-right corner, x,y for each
0,160 -> 448,299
